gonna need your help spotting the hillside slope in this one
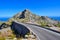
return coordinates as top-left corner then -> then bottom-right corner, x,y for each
8,9 -> 60,27
0,9 -> 60,40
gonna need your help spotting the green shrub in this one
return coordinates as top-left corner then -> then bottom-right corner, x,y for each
55,23 -> 60,27
0,37 -> 5,40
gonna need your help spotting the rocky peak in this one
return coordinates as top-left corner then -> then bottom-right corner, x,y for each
19,9 -> 31,19
21,9 -> 30,14
12,9 -> 59,26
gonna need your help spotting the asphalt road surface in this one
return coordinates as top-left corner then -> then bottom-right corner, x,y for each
14,21 -> 60,40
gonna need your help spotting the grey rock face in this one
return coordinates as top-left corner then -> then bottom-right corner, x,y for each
11,21 -> 30,37
12,9 -> 60,27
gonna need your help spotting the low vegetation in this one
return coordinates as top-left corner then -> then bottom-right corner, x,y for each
54,23 -> 60,27
11,9 -> 60,28
0,9 -> 60,40
0,22 -> 3,25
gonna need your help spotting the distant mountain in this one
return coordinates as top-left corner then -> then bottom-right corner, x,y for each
8,9 -> 60,27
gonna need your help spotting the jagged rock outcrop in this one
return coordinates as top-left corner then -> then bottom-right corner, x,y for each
0,23 -> 10,29
11,21 -> 30,37
11,9 -> 60,27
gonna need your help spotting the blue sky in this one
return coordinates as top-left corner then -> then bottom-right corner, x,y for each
0,0 -> 60,17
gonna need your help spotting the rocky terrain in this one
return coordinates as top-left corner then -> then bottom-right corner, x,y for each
0,9 -> 60,40
0,21 -> 36,40
8,9 -> 60,27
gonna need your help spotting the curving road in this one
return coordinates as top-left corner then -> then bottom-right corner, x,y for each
14,21 -> 60,40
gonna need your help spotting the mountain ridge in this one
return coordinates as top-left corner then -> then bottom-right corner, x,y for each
7,9 -> 60,27
0,9 -> 60,39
